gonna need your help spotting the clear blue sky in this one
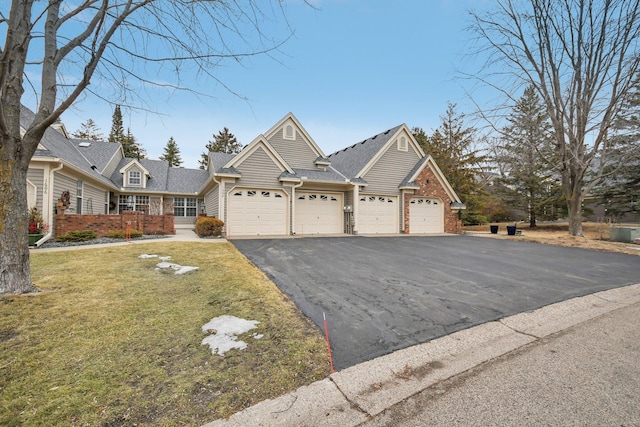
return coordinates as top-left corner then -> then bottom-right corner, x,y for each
59,0 -> 493,169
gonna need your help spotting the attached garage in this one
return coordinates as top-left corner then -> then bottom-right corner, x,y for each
409,197 -> 444,233
295,192 -> 343,235
358,195 -> 398,234
227,188 -> 288,236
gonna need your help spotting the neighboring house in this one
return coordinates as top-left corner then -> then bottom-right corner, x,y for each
201,113 -> 465,236
24,107 -> 208,245
25,109 -> 464,240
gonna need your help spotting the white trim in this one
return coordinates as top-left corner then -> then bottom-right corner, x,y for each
223,136 -> 294,174
407,156 -> 462,204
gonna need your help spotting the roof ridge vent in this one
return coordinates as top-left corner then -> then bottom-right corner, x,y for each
372,135 -> 377,139
384,129 -> 391,134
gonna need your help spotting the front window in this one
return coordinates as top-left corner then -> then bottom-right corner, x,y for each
128,170 -> 141,186
119,195 -> 149,213
76,180 -> 84,213
174,197 -> 198,217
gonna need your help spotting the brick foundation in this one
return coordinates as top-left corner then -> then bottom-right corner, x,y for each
54,211 -> 175,238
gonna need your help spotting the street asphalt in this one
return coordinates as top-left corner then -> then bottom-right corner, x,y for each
232,235 -> 640,370
204,284 -> 640,427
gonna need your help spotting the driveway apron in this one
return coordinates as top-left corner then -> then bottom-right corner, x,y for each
232,236 -> 640,370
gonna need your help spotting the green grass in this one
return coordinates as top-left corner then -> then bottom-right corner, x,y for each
0,242 -> 329,426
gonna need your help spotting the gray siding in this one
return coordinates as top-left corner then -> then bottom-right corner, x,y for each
235,146 -> 286,188
83,183 -> 105,214
204,184 -> 219,218
53,172 -> 78,213
102,152 -> 122,177
361,146 -> 421,194
267,128 -> 318,169
27,168 -> 45,212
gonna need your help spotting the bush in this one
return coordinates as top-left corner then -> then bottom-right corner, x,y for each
56,230 -> 97,242
105,229 -> 144,239
195,216 -> 224,237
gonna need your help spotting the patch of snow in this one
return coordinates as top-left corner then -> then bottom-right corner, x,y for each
175,266 -> 199,275
159,256 -> 172,261
156,261 -> 181,270
155,261 -> 199,275
138,254 -> 158,258
252,333 -> 264,339
201,315 -> 260,356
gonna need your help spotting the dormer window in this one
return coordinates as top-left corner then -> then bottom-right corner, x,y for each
128,170 -> 141,186
284,124 -> 295,140
398,136 -> 408,151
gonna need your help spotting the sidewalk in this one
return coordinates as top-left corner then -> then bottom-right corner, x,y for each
32,228 -> 225,252
203,283 -> 640,427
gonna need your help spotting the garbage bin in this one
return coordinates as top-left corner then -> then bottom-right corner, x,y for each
490,225 -> 499,234
507,225 -> 517,236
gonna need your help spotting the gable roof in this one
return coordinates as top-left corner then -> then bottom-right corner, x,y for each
400,155 -> 463,204
223,135 -> 294,174
327,124 -> 404,179
23,107 -> 119,188
111,158 -> 208,193
264,112 -> 327,159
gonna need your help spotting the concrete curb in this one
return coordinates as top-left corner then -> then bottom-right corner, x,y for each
202,283 -> 640,427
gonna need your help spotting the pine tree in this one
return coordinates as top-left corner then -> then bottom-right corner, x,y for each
414,103 -> 487,224
122,128 -> 145,159
159,137 -> 183,167
592,77 -> 640,219
72,119 -> 103,141
199,127 -> 242,169
494,86 -> 563,226
108,105 -> 125,144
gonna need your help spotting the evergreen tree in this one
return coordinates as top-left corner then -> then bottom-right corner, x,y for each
592,77 -> 640,219
199,127 -> 242,169
72,119 -> 104,141
414,103 -> 487,225
494,86 -> 563,226
108,105 -> 125,144
159,137 -> 183,167
122,128 -> 145,159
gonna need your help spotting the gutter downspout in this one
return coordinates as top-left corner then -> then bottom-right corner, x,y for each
352,182 -> 359,235
290,180 -> 304,235
36,161 -> 64,247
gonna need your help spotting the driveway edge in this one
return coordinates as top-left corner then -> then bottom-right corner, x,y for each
202,283 -> 640,427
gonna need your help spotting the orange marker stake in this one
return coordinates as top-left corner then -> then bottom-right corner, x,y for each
323,312 -> 335,374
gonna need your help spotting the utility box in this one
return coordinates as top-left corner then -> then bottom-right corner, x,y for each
609,226 -> 640,243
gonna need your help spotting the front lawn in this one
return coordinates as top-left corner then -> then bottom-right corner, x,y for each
0,242 -> 329,426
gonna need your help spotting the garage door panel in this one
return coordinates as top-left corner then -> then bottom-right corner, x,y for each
409,197 -> 443,234
358,195 -> 397,234
228,188 -> 287,236
295,192 -> 343,234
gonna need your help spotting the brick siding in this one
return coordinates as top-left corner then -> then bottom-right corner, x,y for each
403,165 -> 463,234
53,211 -> 175,238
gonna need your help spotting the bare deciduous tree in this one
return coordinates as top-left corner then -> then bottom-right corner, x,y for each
0,0 -> 291,294
470,0 -> 640,236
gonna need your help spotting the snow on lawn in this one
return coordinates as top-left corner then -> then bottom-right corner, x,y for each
139,253 -> 199,275
201,315 -> 261,356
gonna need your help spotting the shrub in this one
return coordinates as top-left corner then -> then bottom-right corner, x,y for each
105,229 -> 144,239
195,216 -> 224,237
56,230 -> 97,242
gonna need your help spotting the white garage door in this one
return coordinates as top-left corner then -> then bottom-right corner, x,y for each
409,197 -> 444,233
358,195 -> 397,234
227,188 -> 288,236
295,192 -> 343,235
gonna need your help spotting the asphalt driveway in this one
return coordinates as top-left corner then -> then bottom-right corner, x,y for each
232,235 -> 640,370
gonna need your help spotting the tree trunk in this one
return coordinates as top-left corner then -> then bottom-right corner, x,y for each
0,140 -> 38,294
567,193 -> 584,237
